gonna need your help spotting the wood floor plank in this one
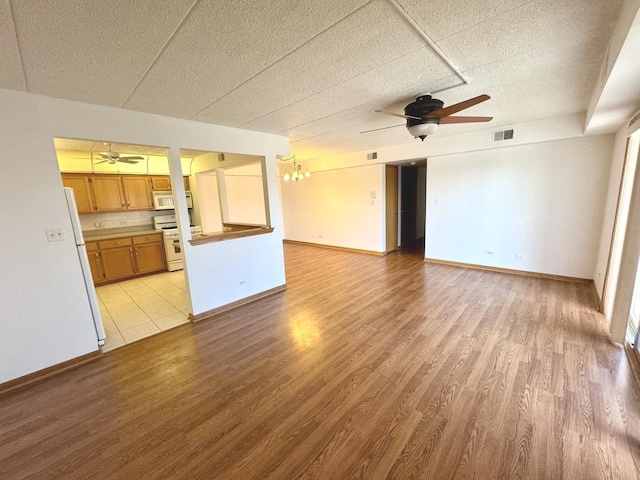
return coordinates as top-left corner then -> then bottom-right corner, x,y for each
2,243 -> 640,479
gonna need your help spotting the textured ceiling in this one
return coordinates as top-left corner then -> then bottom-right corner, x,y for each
1,0 -> 627,160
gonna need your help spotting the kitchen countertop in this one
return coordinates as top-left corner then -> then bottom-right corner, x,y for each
83,225 -> 160,242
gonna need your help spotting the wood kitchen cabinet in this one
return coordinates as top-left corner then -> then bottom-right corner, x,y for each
121,176 -> 153,210
91,233 -> 165,285
63,173 -> 154,213
86,241 -> 105,283
150,176 -> 172,191
91,175 -> 127,212
150,175 -> 191,192
98,237 -> 135,282
61,174 -> 96,213
132,234 -> 166,273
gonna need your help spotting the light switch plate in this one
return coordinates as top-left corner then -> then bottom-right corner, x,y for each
45,227 -> 65,242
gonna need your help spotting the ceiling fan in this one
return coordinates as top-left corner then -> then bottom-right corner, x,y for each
369,94 -> 493,140
94,143 -> 145,164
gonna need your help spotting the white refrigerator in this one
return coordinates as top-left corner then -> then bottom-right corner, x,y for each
64,187 -> 106,345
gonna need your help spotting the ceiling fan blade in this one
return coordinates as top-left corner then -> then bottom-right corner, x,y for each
121,156 -> 145,160
439,116 -> 494,124
360,124 -> 405,134
94,159 -> 109,164
432,94 -> 490,119
375,109 -> 421,120
118,159 -> 140,164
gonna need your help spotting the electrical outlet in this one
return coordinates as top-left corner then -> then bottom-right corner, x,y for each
485,250 -> 493,255
45,227 -> 65,242
238,280 -> 245,286
119,220 -> 128,226
515,253 -> 525,259
94,222 -> 104,228
434,197 -> 440,204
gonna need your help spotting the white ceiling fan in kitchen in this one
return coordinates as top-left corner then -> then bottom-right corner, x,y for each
94,143 -> 145,164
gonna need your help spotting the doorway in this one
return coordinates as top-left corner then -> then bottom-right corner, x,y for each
385,165 -> 399,253
53,137 -> 194,351
400,163 -> 427,254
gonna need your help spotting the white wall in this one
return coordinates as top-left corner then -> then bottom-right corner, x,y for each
280,164 -> 385,252
195,172 -> 223,233
593,128 -> 631,302
0,88 -> 288,384
425,136 -> 612,278
285,115 -> 613,278
225,175 -> 266,225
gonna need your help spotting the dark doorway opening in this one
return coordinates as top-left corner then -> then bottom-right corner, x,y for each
400,165 -> 426,255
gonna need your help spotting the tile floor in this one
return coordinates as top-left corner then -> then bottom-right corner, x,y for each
96,271 -> 192,352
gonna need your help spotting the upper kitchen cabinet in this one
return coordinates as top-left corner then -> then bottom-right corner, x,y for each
92,175 -> 127,211
61,174 -> 95,213
150,176 -> 172,191
150,175 -> 191,192
121,176 -> 153,210
63,173 -> 154,213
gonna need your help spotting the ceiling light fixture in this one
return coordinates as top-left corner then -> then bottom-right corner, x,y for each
407,121 -> 439,140
281,155 -> 310,182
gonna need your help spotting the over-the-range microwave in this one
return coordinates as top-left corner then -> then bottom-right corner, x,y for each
152,191 -> 193,210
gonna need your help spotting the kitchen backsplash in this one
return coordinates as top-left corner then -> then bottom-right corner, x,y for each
80,211 -> 160,232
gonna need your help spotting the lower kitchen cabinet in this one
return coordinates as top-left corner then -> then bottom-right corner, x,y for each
101,245 -> 137,281
89,233 -> 166,285
86,242 -> 105,283
132,235 -> 166,273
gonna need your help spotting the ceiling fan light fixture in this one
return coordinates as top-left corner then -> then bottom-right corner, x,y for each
407,122 -> 439,141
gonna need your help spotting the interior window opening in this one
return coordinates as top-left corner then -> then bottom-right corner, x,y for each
182,149 -> 270,239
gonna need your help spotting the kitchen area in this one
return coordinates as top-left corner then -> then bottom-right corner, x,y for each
55,138 -> 202,352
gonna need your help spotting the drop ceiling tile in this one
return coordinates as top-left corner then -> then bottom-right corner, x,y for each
11,0 -> 196,105
192,1 -> 431,126
124,0 -> 370,118
0,0 -> 26,90
241,47 -> 455,137
396,0 -> 531,41
435,0 -> 622,73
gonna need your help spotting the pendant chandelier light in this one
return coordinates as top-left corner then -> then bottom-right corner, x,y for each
281,155 -> 310,182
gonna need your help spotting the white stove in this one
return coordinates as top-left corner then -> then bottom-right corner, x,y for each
153,214 -> 202,271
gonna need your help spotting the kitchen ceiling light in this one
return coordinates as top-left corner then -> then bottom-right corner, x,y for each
281,155 -> 310,182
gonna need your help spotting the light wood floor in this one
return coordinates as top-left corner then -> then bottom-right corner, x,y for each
2,244 -> 640,479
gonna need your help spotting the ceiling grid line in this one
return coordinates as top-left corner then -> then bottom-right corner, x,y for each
386,0 -> 469,84
237,44 -> 432,129
120,0 -> 202,108
266,77 -> 465,140
7,0 -> 28,91
188,0 -> 377,120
